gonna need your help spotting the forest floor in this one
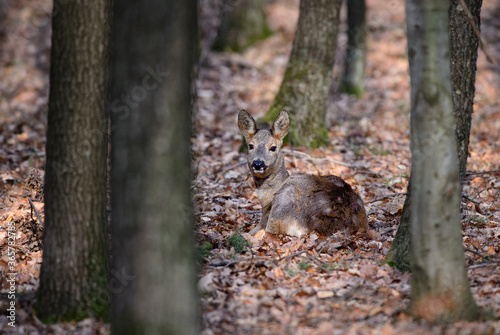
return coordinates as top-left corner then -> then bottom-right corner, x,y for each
0,0 -> 499,334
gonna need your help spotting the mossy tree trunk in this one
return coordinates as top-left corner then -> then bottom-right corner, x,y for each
385,0 -> 482,273
264,0 -> 342,148
36,0 -> 111,323
341,0 -> 367,97
109,0 -> 199,334
384,175 -> 412,272
212,0 -> 271,52
406,0 -> 478,322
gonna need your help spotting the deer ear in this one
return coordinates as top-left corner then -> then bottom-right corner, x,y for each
272,110 -> 290,142
238,110 -> 257,140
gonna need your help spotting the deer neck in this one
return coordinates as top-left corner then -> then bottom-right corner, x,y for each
253,155 -> 289,210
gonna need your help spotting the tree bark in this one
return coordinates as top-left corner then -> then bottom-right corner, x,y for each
212,0 -> 271,52
341,0 -> 367,97
406,0 -> 478,322
449,0 -> 482,181
264,0 -> 341,147
109,0 -> 199,334
384,175 -> 412,272
36,0 -> 111,323
385,0 -> 482,273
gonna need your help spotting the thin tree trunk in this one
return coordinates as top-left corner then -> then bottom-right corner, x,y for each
449,0 -> 482,181
341,0 -> 367,97
37,0 -> 111,322
406,0 -> 478,322
264,0 -> 341,147
109,0 -> 199,334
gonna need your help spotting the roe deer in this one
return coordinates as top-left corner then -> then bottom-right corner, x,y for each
238,109 -> 368,237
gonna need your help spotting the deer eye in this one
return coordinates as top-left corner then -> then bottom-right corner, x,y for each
248,144 -> 254,150
270,146 -> 277,152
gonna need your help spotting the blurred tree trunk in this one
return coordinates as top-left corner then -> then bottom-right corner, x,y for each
406,0 -> 478,322
212,0 -> 271,52
109,0 -> 199,334
264,0 -> 342,148
385,0 -> 482,273
36,0 -> 111,322
341,0 -> 366,97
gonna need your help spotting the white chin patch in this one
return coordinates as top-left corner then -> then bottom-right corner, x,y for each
253,168 -> 266,175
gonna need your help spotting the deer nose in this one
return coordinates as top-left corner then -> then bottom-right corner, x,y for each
252,160 -> 266,171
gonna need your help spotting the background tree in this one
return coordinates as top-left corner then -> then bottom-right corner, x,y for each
212,0 -> 271,52
385,0 -> 483,272
406,0 -> 478,322
341,0 -> 367,97
449,0 -> 483,180
263,0 -> 342,147
109,0 -> 199,334
36,0 -> 111,322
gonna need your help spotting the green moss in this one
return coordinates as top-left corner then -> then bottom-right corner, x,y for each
227,233 -> 250,254
212,6 -> 273,52
308,133 -> 329,148
384,256 -> 410,273
233,23 -> 272,52
285,267 -> 297,277
196,241 -> 213,263
298,261 -> 312,271
341,82 -> 364,98
289,125 -> 328,148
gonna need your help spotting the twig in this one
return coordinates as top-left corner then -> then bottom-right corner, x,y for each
28,198 -> 44,228
461,192 -> 481,205
366,192 -> 406,204
305,252 -> 330,273
195,210 -> 260,215
353,170 -> 383,178
277,250 -> 309,262
466,169 -> 500,177
468,262 -> 500,270
464,247 -> 488,259
457,0 -> 495,65
209,250 -> 310,269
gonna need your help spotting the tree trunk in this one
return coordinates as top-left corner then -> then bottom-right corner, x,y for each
384,175 -> 412,272
406,0 -> 478,322
212,0 -> 271,52
449,0 -> 482,181
385,0 -> 482,273
36,0 -> 111,323
109,0 -> 199,334
341,0 -> 367,97
264,0 -> 341,148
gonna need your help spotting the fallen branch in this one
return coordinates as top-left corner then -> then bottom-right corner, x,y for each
461,192 -> 481,205
468,262 -> 500,270
464,247 -> 488,259
366,192 -> 406,204
466,169 -> 500,177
